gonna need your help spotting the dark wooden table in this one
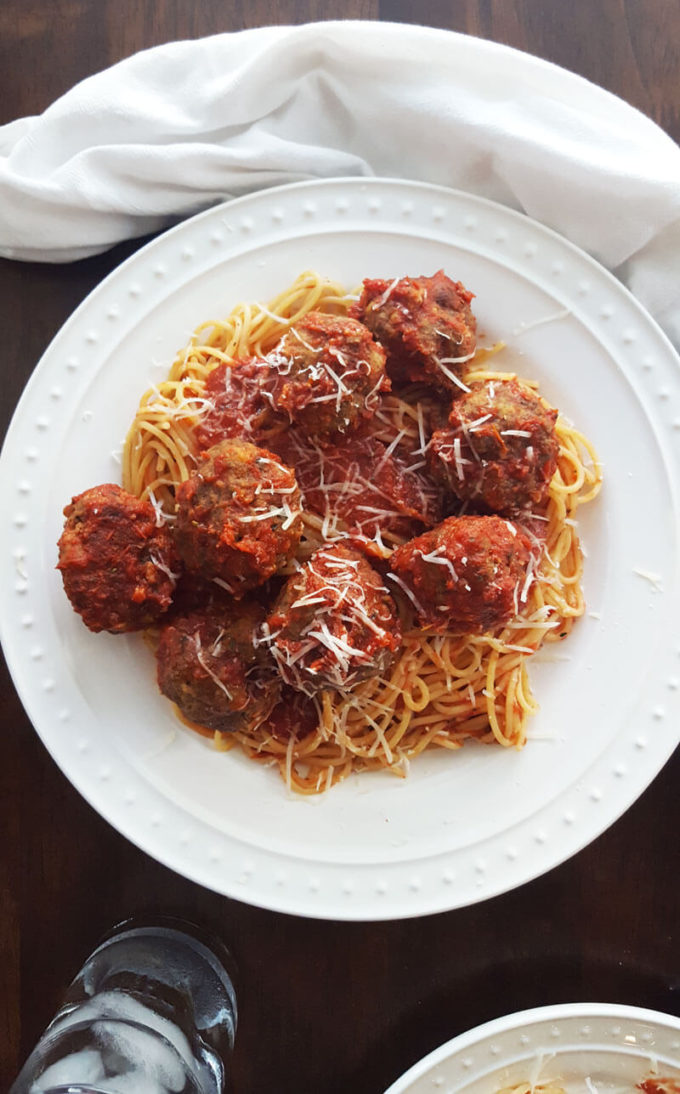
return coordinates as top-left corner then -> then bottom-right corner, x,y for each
2,4 -> 679,1092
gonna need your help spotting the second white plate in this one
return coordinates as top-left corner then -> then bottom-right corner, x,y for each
384,1003 -> 680,1092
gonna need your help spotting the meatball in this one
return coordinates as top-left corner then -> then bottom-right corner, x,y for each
261,687 -> 320,741
57,483 -> 180,634
389,515 -> 534,634
174,439 -> 303,594
350,270 -> 477,390
428,379 -> 559,514
272,427 -> 443,552
267,311 -> 389,440
194,358 -> 286,452
263,545 -> 402,694
156,598 -> 278,733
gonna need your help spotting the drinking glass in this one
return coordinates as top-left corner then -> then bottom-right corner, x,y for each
10,920 -> 237,1094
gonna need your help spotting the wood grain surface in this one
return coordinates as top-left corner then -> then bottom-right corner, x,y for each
1,4 -> 678,1092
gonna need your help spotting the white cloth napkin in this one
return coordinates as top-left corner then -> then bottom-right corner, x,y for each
1,21 -> 679,347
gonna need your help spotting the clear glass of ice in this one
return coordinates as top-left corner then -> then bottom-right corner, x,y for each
10,920 -> 237,1094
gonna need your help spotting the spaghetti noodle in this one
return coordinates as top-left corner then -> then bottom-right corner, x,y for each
497,1086 -> 567,1094
122,270 -> 602,794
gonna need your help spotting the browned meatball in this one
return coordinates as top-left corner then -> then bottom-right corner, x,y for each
263,545 -> 402,694
350,270 -> 477,390
272,427 -> 443,553
267,311 -> 389,441
389,515 -> 534,634
428,379 -> 559,514
156,598 -> 278,733
260,686 -> 320,741
194,358 -> 286,452
174,439 -> 303,594
57,483 -> 180,634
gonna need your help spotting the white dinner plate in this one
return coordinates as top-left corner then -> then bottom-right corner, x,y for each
383,1003 -> 680,1092
1,178 -> 679,919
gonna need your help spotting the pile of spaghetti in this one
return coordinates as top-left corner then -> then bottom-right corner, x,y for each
122,271 -> 601,794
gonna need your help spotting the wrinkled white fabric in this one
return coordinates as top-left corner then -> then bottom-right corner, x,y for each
1,21 -> 679,345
